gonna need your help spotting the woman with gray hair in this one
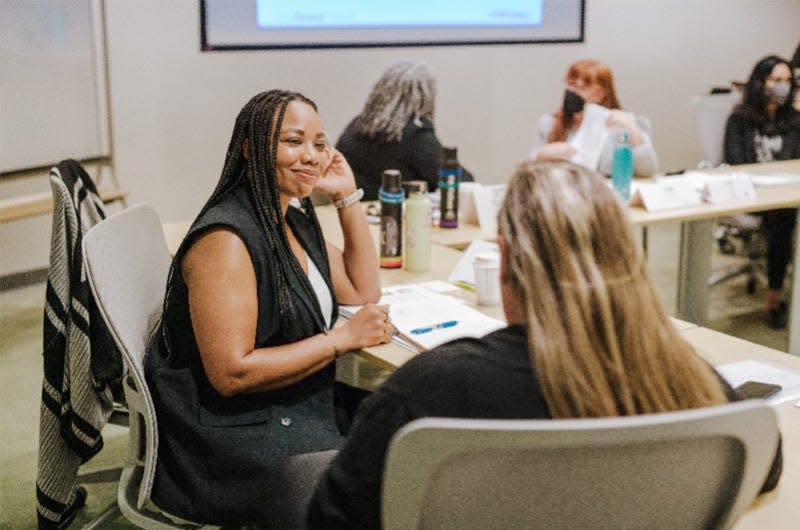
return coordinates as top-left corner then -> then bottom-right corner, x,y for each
337,60 -> 471,200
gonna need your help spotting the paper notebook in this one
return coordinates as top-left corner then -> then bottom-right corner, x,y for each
339,283 -> 506,352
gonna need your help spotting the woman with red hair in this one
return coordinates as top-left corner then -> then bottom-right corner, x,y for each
532,59 -> 658,177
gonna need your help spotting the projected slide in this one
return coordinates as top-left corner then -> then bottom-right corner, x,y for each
256,1 -> 543,29
202,0 -> 583,49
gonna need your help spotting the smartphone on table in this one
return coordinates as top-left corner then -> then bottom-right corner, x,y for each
734,381 -> 782,400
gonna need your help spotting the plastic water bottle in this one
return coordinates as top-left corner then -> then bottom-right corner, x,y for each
438,146 -> 461,228
611,130 -> 633,202
404,180 -> 432,272
379,169 -> 403,268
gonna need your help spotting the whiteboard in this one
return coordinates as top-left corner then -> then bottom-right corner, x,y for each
0,0 -> 110,173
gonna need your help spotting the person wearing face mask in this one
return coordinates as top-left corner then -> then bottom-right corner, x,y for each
724,55 -> 800,329
531,59 -> 659,177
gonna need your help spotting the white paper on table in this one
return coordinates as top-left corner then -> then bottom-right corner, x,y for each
569,103 -> 611,170
748,172 -> 800,188
447,239 -> 500,289
716,360 -> 800,405
339,283 -> 505,352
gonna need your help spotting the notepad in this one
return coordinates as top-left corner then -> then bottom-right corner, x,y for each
339,283 -> 505,352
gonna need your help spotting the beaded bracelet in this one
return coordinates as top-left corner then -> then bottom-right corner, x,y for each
333,188 -> 364,209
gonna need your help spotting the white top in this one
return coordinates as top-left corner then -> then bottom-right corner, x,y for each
530,112 -> 659,177
307,254 -> 333,330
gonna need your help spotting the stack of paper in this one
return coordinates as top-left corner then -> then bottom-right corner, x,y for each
340,282 -> 506,352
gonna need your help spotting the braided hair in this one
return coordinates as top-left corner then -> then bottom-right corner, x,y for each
164,90 -> 332,345
354,60 -> 436,142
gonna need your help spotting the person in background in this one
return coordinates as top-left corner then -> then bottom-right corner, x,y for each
306,161 -> 781,529
724,55 -> 800,329
145,90 -> 393,526
336,60 -> 472,200
531,59 -> 659,177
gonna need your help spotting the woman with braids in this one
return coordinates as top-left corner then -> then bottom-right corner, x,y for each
144,90 -> 391,525
724,55 -> 800,329
336,60 -> 472,200
306,161 -> 781,529
531,59 -> 658,177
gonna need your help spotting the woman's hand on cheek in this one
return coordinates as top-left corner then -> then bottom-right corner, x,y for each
315,149 -> 358,201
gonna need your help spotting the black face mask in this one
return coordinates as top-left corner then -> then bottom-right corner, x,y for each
563,89 -> 585,116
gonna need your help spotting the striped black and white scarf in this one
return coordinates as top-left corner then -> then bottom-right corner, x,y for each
36,160 -> 120,528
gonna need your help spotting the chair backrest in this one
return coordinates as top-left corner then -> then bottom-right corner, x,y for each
691,91 -> 742,167
82,204 -> 171,516
382,401 -> 778,530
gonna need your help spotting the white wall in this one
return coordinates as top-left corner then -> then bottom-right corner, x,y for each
3,0 -> 799,275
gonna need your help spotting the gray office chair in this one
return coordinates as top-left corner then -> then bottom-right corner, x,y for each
691,91 -> 766,293
382,401 -> 778,530
83,204 -> 213,529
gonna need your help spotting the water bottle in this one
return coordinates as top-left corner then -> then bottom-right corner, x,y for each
611,130 -> 633,202
404,180 -> 432,272
438,146 -> 461,228
379,169 -> 403,268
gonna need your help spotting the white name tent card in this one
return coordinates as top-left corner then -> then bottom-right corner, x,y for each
472,184 -> 506,234
569,103 -> 610,171
458,183 -> 506,233
700,172 -> 756,204
629,176 -> 702,212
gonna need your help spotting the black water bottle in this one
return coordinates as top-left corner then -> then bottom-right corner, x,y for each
379,169 -> 403,268
438,147 -> 461,228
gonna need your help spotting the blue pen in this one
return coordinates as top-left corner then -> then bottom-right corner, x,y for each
410,320 -> 458,335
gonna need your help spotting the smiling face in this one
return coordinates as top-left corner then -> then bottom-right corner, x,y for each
274,100 -> 328,207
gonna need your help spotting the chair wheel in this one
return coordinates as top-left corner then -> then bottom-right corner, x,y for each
746,278 -> 757,295
718,239 -> 736,255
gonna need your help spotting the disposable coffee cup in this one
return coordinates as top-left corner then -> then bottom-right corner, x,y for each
473,253 -> 501,306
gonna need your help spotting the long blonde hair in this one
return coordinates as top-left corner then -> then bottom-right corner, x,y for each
498,161 -> 727,418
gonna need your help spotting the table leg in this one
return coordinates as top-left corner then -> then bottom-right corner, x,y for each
676,220 -> 713,325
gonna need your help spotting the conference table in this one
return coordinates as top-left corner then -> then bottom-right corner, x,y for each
628,159 -> 800,356
162,198 -> 800,528
404,159 -> 800,355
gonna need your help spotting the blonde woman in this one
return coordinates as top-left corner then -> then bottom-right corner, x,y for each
304,161 -> 781,529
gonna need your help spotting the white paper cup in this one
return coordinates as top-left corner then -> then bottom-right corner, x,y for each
473,253 -> 500,306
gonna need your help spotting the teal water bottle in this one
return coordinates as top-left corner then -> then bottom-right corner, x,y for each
611,130 -> 633,202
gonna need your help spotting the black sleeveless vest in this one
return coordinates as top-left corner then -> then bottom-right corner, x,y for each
145,185 -> 342,524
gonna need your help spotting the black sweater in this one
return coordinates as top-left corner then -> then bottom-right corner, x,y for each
724,106 -> 800,164
336,116 -> 472,200
307,325 -> 782,530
